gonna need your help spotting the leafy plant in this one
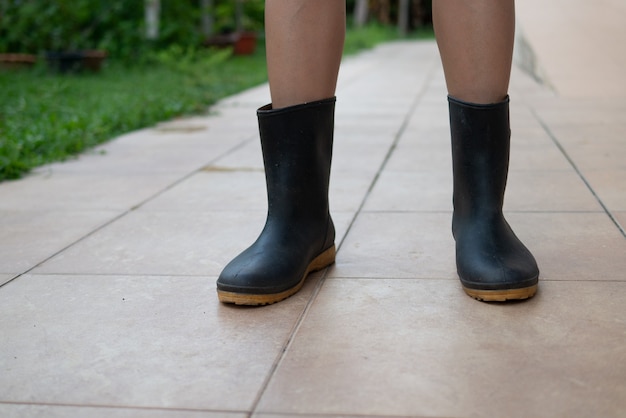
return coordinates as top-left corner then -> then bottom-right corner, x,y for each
0,42 -> 268,181
0,0 -> 264,59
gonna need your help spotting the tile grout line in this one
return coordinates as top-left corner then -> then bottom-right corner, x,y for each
334,59 -> 441,255
246,56 -> 440,418
0,400 -> 246,415
530,107 -> 626,239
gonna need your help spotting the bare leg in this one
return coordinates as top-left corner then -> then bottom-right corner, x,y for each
433,0 -> 515,103
217,1 -> 345,305
265,0 -> 345,108
434,0 -> 539,301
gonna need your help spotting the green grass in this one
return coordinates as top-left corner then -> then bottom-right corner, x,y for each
0,45 -> 268,180
0,24 -> 433,181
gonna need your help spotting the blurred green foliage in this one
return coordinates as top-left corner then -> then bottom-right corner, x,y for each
0,42 -> 267,180
0,0 -> 265,59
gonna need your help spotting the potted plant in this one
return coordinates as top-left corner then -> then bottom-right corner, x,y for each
81,49 -> 108,72
232,31 -> 257,55
203,0 -> 262,55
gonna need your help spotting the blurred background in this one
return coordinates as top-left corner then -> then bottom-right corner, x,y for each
0,0 -> 432,62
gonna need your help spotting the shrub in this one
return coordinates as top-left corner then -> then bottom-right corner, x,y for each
0,0 -> 264,60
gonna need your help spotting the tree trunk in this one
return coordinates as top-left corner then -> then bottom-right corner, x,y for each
398,0 -> 410,35
201,0 -> 215,37
377,0 -> 391,25
235,0 -> 245,32
354,0 -> 369,27
145,0 -> 160,40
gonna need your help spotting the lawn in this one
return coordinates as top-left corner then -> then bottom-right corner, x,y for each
0,24 -> 433,181
0,46 -> 267,181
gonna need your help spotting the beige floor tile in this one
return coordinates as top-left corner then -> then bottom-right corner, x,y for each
418,92 -> 451,109
613,212 -> 626,232
335,113 -> 408,139
31,210 -> 267,276
342,81 -> 431,106
362,169 -> 598,213
383,140 -> 453,172
0,274 -> 320,411
397,124 -> 451,145
522,212 -> 626,282
214,83 -> 270,108
504,170 -> 603,212
405,104 -> 450,131
0,171 -> 182,211
35,127 -> 248,176
549,124 -> 626,171
533,98 -> 626,127
397,118 -> 572,173
0,274 -> 15,286
141,164 -> 372,217
336,114 -> 409,135
362,171 -> 453,212
332,140 -> 394,175
254,415 -> 386,418
141,170 -> 267,213
207,130 -> 392,175
332,212 -> 626,283
329,172 -> 379,214
0,404 -> 244,418
331,212 -> 457,279
33,210 -> 355,277
509,65 -> 558,102
337,99 -> 418,118
509,116 -> 555,139
0,210 -> 118,274
34,146 -> 213,176
579,169 -> 626,212
509,138 -> 573,171
257,279 -> 626,418
207,139 -> 264,171
336,97 -> 418,117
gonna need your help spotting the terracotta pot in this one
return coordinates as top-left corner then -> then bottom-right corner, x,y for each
81,50 -> 107,72
204,33 -> 237,49
233,32 -> 257,55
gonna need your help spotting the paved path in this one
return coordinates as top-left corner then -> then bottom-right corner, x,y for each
1,12 -> 626,418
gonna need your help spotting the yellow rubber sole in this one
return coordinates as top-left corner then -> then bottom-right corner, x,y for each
217,245 -> 336,306
463,283 -> 538,302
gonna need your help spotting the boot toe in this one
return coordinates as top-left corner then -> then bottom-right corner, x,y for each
217,247 -> 303,295
455,226 -> 539,293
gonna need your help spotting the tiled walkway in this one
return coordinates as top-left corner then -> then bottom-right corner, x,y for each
2,22 -> 626,418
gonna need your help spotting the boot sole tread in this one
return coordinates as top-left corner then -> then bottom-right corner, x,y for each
463,284 -> 538,302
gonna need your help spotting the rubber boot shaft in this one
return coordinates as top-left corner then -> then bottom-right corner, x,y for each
449,95 -> 539,297
217,98 -> 336,304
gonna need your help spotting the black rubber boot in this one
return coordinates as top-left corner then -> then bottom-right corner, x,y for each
217,97 -> 336,305
449,95 -> 539,302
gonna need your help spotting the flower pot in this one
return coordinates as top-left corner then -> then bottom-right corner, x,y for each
0,53 -> 37,70
233,32 -> 257,55
204,33 -> 237,49
81,50 -> 107,72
